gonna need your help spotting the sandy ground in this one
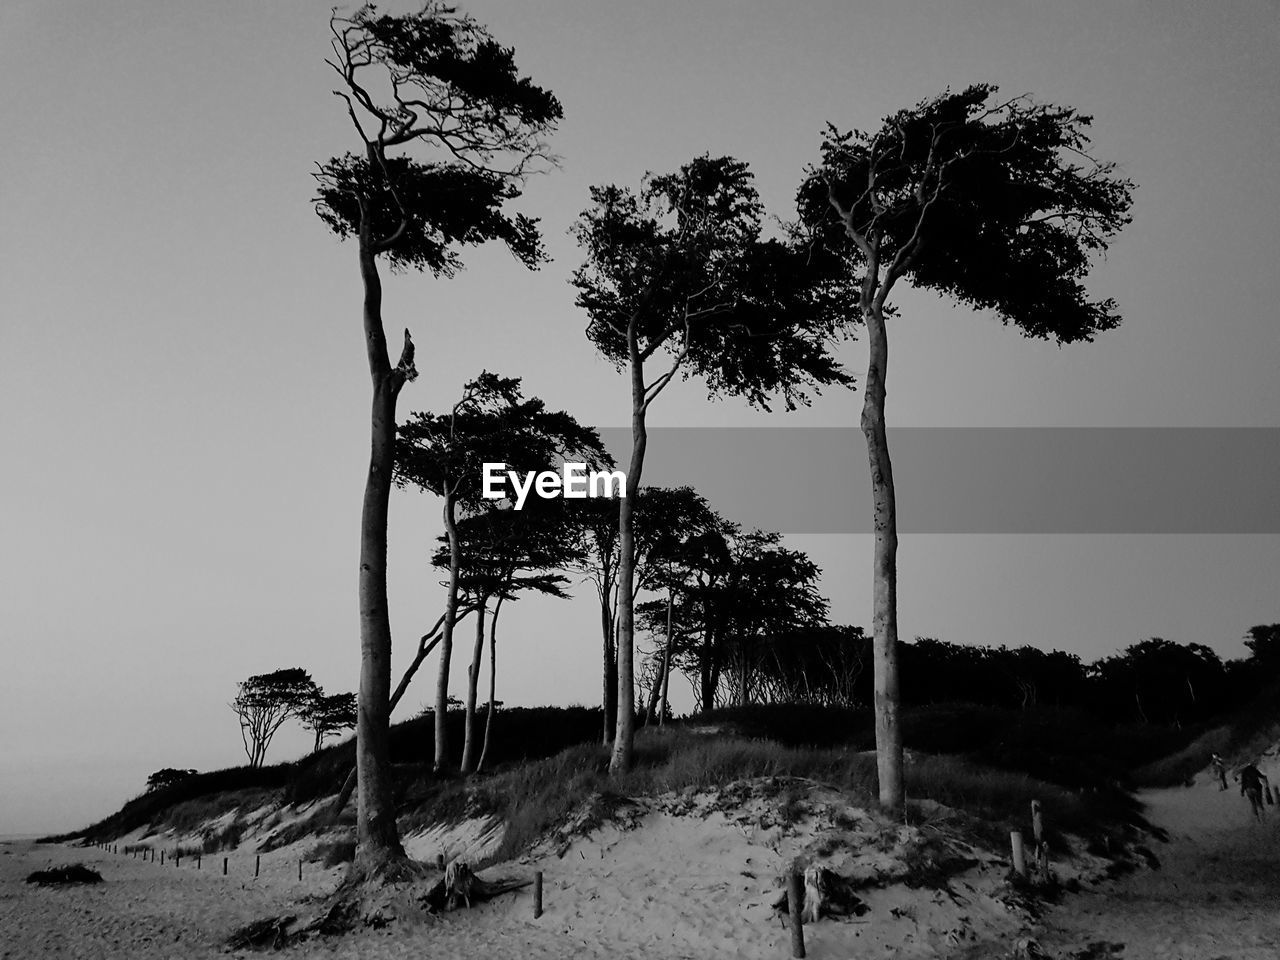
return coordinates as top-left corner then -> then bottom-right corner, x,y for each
7,770 -> 1280,960
1032,770 -> 1280,960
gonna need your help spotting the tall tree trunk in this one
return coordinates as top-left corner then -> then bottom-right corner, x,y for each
862,303 -> 904,817
737,640 -> 748,706
434,491 -> 461,771
600,587 -> 616,744
477,594 -> 504,773
460,596 -> 487,773
644,587 -> 674,726
610,338 -> 647,774
658,595 -> 673,727
354,235 -> 409,874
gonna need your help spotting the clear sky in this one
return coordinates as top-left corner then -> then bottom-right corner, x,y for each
2,0 -> 1278,834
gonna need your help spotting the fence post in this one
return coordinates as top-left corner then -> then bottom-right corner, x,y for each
298,859 -> 302,881
534,871 -> 543,918
1031,799 -> 1043,846
197,854 -> 201,870
1011,831 -> 1027,878
160,851 -> 165,866
175,854 -> 180,868
223,857 -> 228,876
255,854 -> 260,878
786,869 -> 806,958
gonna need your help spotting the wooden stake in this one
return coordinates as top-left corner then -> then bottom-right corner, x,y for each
534,871 -> 543,918
255,854 -> 260,878
1011,831 -> 1027,878
298,859 -> 302,881
1031,800 -> 1043,844
223,857 -> 228,876
197,854 -> 201,870
160,851 -> 165,866
786,870 -> 806,958
175,854 -> 180,868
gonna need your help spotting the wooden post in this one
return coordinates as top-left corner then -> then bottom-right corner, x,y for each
197,854 -> 201,870
160,851 -> 165,866
255,855 -> 260,878
1011,831 -> 1027,878
437,853 -> 445,871
298,859 -> 302,881
223,857 -> 228,876
786,870 -> 806,958
175,854 -> 180,868
534,871 -> 543,918
1031,800 -> 1043,844
113,845 -> 117,854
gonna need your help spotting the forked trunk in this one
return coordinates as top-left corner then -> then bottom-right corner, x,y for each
609,344 -> 647,774
460,596 -> 487,773
434,491 -> 461,771
862,304 -> 904,817
354,240 -> 408,873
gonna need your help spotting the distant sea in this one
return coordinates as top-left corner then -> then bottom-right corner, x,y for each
0,834 -> 46,842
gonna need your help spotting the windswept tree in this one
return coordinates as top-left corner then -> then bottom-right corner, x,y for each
146,768 -> 197,793
397,373 -> 610,772
572,155 -> 854,772
431,500 -> 581,772
314,3 -> 560,878
569,485 -> 720,743
231,668 -> 318,768
797,84 -> 1134,815
300,691 -> 359,753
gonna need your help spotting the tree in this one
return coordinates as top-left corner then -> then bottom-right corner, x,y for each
231,668 -> 318,768
572,155 -> 853,772
397,373 -> 609,772
314,3 -> 560,878
432,500 -> 581,772
797,84 -> 1134,815
300,691 -> 359,753
146,768 -> 197,792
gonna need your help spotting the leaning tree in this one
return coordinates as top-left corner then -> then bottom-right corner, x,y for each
230,668 -> 318,768
572,155 -> 853,772
397,373 -> 610,773
797,84 -> 1134,815
313,3 -> 560,879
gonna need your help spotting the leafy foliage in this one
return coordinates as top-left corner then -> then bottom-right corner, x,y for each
230,668 -> 318,768
572,155 -> 853,412
796,83 -> 1135,340
314,155 -> 543,274
145,768 -> 198,793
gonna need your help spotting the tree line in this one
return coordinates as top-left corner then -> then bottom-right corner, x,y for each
303,1 -> 1135,883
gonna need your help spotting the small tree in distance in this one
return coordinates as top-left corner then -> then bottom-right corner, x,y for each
230,668 -> 318,768
300,691 -> 359,753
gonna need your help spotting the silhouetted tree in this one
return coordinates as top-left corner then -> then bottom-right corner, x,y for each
797,84 -> 1134,814
314,2 -> 560,879
398,373 -> 609,772
231,668 -> 318,768
573,157 -> 852,770
300,691 -> 358,753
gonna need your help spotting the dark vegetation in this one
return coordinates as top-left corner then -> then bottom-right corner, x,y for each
25,864 -> 103,886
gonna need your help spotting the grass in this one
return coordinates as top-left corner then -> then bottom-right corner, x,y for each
403,724 -> 1141,864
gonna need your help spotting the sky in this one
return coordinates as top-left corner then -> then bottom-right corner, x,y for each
2,0 -> 1278,834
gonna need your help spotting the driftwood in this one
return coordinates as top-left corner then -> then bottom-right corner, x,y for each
420,860 -> 532,913
771,866 -> 869,922
25,864 -> 103,886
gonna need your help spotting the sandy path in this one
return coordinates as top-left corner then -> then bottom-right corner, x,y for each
1036,776 -> 1280,959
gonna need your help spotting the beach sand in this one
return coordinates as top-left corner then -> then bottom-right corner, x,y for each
7,768 -> 1280,959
